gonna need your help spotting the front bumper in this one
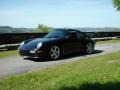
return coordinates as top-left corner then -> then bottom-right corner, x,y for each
19,49 -> 47,58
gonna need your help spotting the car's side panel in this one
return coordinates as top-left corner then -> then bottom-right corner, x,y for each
58,38 -> 83,54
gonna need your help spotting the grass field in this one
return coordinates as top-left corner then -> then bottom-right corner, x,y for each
0,51 -> 120,90
96,39 -> 120,44
0,50 -> 18,58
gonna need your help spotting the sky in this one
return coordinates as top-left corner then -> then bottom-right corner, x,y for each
0,0 -> 120,28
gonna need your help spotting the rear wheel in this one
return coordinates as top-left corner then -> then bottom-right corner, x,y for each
86,43 -> 93,54
49,45 -> 61,60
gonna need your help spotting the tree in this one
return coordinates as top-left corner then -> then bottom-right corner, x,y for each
113,0 -> 120,10
36,24 -> 51,33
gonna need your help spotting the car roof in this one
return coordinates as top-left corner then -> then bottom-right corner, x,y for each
54,28 -> 82,32
67,29 -> 81,32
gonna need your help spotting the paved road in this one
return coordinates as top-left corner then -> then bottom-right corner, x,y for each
0,43 -> 120,78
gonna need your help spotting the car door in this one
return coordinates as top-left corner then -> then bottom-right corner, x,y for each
62,31 -> 81,54
76,32 -> 86,52
69,31 -> 86,52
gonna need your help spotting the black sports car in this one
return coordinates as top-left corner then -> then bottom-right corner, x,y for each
18,29 -> 95,60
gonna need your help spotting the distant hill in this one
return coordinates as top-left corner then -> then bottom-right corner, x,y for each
0,26 -> 36,33
0,26 -> 120,33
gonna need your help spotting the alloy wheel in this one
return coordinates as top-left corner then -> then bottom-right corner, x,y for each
86,43 -> 93,54
50,46 -> 60,60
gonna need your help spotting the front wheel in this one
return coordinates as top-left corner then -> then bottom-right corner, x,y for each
85,43 -> 94,54
49,45 -> 61,60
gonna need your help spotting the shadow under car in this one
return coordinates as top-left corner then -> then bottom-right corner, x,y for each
23,49 -> 103,62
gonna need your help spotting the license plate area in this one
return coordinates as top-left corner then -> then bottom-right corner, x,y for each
30,50 -> 35,53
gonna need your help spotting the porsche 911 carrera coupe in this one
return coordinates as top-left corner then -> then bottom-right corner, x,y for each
18,29 -> 95,60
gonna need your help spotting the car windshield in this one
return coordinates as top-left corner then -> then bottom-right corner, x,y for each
45,30 -> 68,38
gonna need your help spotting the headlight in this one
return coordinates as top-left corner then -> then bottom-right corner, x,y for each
37,42 -> 42,49
20,41 -> 25,46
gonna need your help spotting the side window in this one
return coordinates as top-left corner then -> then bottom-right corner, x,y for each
79,32 -> 85,39
69,32 -> 78,39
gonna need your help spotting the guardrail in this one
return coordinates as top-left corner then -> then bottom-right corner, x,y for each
92,37 -> 118,42
0,43 -> 20,50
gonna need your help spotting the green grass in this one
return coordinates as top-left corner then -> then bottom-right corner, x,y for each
96,39 -> 120,44
0,51 -> 120,90
0,50 -> 18,58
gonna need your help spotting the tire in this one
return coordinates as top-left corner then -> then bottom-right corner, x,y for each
85,43 -> 93,54
49,45 -> 61,60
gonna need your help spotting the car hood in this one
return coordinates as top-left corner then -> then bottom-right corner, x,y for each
19,38 -> 59,50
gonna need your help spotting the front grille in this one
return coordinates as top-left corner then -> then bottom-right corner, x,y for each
19,50 -> 36,57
